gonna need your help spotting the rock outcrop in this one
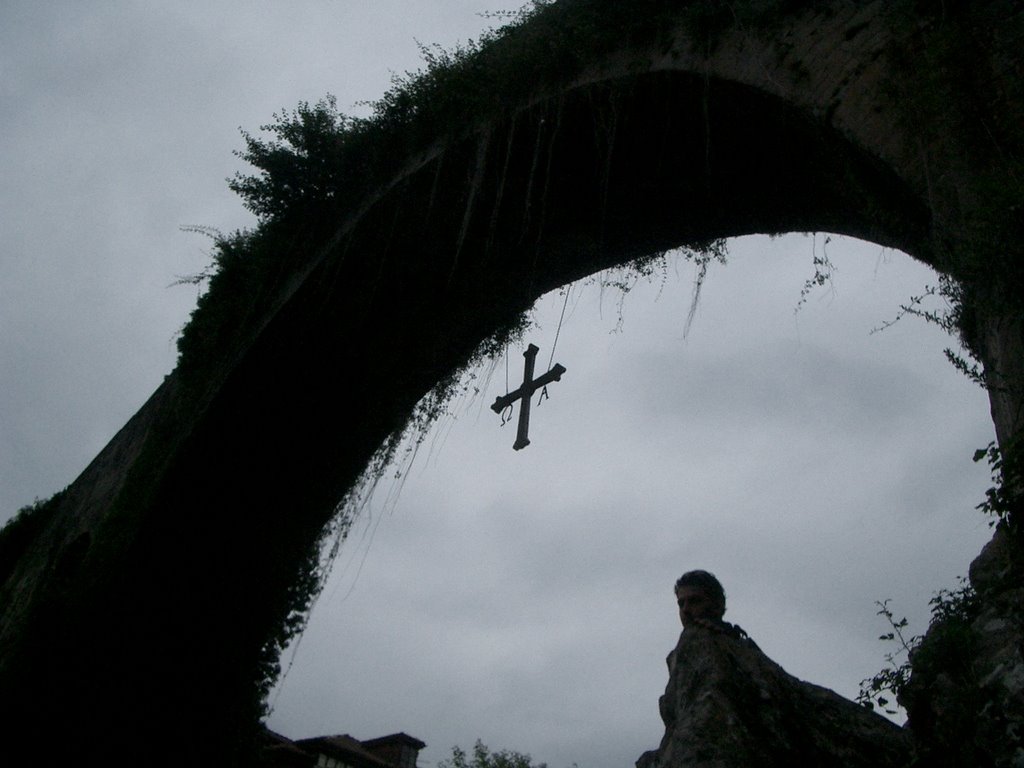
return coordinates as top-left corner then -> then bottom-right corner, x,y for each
967,526 -> 1024,768
639,624 -> 913,768
902,523 -> 1024,767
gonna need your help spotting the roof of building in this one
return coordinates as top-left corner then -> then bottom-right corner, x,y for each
361,733 -> 428,751
294,734 -> 393,768
259,727 -> 317,767
259,726 -> 427,768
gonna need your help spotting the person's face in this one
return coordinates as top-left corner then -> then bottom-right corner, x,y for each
676,585 -> 718,628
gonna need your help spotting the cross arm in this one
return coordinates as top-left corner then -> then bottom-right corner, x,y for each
490,390 -> 520,414
490,363 -> 566,413
532,363 -> 566,390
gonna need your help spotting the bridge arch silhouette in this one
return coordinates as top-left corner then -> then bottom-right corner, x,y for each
1,2 -> 1021,764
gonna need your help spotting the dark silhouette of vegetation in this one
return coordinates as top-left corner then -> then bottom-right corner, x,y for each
973,440 -> 1024,528
438,740 -> 549,768
0,492 -> 64,587
176,0 -> 834,384
857,579 -> 980,717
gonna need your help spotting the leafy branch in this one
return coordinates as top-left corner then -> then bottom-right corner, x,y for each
795,234 -> 836,313
871,274 -> 987,388
858,578 -> 979,716
973,440 -> 1023,527
857,599 -> 920,715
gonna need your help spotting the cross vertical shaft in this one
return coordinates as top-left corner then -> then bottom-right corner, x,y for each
513,344 -> 538,450
491,343 -> 566,450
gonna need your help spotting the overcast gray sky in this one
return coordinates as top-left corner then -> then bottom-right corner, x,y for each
1,4 -> 997,768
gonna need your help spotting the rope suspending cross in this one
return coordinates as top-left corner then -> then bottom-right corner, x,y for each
491,343 -> 566,450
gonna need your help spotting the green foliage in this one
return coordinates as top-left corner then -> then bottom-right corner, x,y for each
175,226 -> 275,373
594,242 -> 728,335
973,440 -> 1023,527
857,578 -> 980,717
0,492 -> 65,587
871,274 -> 987,389
255,510 -> 355,720
181,0 -> 836,374
856,599 -> 920,716
253,548 -> 322,714
230,96 -> 357,221
182,0 -> 949,389
438,740 -> 548,768
794,234 -> 836,313
900,581 -> 990,766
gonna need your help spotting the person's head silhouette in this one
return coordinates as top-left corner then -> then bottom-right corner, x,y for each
674,570 -> 725,628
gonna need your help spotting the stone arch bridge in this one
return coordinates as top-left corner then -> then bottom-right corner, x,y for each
1,1 -> 1021,764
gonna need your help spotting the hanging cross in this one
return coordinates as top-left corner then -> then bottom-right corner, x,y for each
491,343 -> 566,450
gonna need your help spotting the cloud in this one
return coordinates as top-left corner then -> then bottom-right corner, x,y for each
0,5 -> 1000,768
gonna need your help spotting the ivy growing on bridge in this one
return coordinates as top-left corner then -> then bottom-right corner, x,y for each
176,0 -> 825,380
